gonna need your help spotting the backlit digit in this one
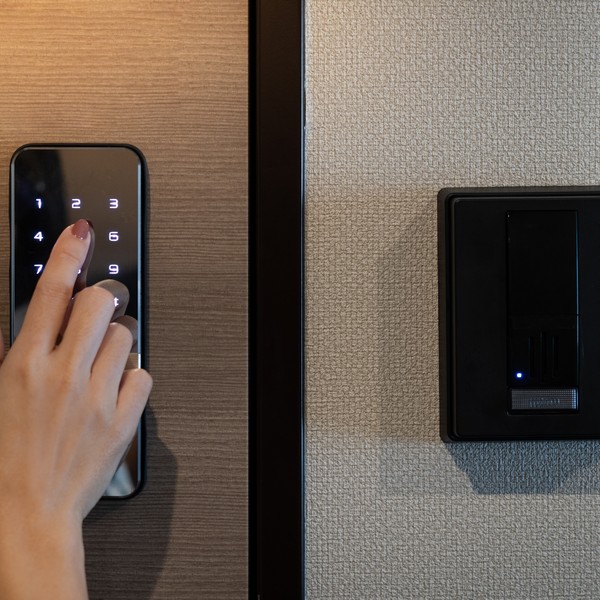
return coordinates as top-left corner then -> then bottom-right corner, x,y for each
108,264 -> 119,275
109,198 -> 119,209
35,198 -> 42,209
34,264 -> 44,275
72,198 -> 81,209
33,231 -> 43,242
108,231 -> 119,242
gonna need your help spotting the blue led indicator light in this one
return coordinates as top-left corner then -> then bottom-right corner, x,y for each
516,372 -> 523,379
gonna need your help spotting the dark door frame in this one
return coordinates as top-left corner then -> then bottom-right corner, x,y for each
249,0 -> 305,598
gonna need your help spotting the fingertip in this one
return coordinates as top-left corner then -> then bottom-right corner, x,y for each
115,369 -> 152,439
93,280 -> 130,319
120,368 -> 153,404
71,218 -> 92,240
112,315 -> 138,351
50,220 -> 93,269
134,368 -> 153,395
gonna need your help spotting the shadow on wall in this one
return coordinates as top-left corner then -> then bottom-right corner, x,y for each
83,408 -> 177,599
377,192 -> 440,443
448,441 -> 600,495
377,193 -> 600,496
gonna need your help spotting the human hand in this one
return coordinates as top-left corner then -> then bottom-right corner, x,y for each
0,219 -> 152,599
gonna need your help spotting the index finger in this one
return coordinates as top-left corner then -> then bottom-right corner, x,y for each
17,220 -> 92,353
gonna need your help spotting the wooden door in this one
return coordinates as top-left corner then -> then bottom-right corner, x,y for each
0,3 -> 247,598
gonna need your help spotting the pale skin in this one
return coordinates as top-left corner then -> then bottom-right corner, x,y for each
0,220 -> 152,599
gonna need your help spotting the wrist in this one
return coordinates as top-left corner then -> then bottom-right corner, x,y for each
0,507 -> 87,599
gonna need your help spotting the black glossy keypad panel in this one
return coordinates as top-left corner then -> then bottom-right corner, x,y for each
11,146 -> 142,340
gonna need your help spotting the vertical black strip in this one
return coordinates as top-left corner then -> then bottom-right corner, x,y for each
249,0 -> 305,598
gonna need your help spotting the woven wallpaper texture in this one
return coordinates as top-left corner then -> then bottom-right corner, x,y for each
305,2 -> 600,598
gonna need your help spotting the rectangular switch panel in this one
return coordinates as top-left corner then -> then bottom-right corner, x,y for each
438,187 -> 600,441
506,211 -> 578,411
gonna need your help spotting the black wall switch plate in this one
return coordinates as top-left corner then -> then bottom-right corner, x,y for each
438,187 -> 600,441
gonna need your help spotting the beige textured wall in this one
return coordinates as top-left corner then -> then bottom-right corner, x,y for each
305,2 -> 600,598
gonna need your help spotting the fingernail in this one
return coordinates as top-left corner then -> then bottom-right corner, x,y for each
71,219 -> 91,240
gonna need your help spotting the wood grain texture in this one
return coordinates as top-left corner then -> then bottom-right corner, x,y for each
0,2 -> 247,598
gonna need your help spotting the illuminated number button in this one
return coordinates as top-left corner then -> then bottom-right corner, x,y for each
109,198 -> 119,209
33,231 -> 43,242
34,264 -> 44,275
108,231 -> 119,242
108,264 -> 119,275
72,198 -> 81,209
35,198 -> 42,209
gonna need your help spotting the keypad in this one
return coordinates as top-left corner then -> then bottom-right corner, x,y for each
12,146 -> 142,340
11,145 -> 146,498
